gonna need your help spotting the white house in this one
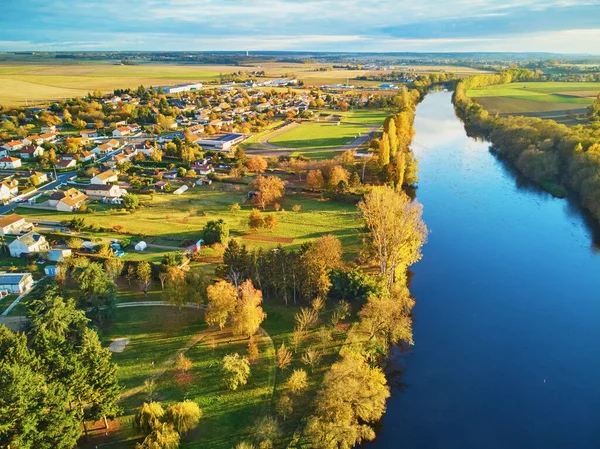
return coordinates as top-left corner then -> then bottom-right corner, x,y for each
0,156 -> 22,169
9,232 -> 49,257
93,143 -> 113,154
80,129 -> 98,138
112,126 -> 131,137
41,125 -> 56,134
0,214 -> 32,236
0,180 -> 18,201
22,135 -> 43,146
39,132 -> 57,142
55,159 -> 77,170
90,169 -> 118,185
79,151 -> 96,163
2,140 -> 23,152
85,183 -> 126,201
0,272 -> 33,294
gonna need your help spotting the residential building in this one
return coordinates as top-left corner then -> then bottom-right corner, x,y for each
0,156 -> 22,169
2,140 -> 23,152
108,139 -> 120,148
9,232 -> 49,257
39,132 -> 57,142
31,172 -> 48,184
85,183 -> 126,201
112,126 -> 131,137
48,248 -> 72,262
80,129 -> 98,138
80,151 -> 96,162
0,179 -> 19,201
90,169 -> 118,185
22,135 -> 43,145
55,159 -> 77,169
191,161 -> 214,175
19,145 -> 44,159
0,272 -> 33,294
48,188 -> 88,212
0,214 -> 32,236
92,143 -> 113,154
41,125 -> 56,133
44,265 -> 60,276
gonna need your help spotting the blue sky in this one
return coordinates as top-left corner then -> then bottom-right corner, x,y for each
1,0 -> 600,53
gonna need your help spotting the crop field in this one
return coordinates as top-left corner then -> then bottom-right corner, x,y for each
467,82 -> 599,125
268,122 -> 369,149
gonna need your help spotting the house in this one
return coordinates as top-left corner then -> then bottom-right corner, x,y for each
80,151 -> 96,163
187,124 -> 205,135
0,156 -> 22,169
39,132 -> 57,142
128,123 -> 141,133
0,214 -> 32,236
55,159 -> 77,169
154,180 -> 169,191
191,161 -> 214,175
0,179 -> 19,201
2,140 -> 23,152
0,272 -> 33,294
41,125 -> 56,133
19,145 -> 44,159
90,169 -> 118,185
61,153 -> 78,161
92,143 -> 112,154
31,171 -> 48,184
108,139 -> 120,148
80,129 -> 98,138
9,232 -> 49,257
48,248 -> 72,262
85,183 -> 126,201
48,188 -> 88,212
22,134 -> 42,145
71,137 -> 90,147
112,126 -> 131,137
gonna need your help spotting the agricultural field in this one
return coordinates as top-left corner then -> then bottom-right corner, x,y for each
15,184 -> 363,259
467,82 -> 599,125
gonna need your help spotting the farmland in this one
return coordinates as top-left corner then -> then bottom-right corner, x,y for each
467,82 -> 599,125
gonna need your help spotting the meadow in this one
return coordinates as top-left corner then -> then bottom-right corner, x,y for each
467,82 -> 599,125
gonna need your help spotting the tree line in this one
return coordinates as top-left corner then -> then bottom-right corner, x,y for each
454,70 -> 600,222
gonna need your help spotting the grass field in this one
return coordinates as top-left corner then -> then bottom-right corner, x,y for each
268,122 -> 369,149
467,82 -> 599,125
16,184 -> 362,258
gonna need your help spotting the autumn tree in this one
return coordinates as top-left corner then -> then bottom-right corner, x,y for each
248,208 -> 264,230
166,400 -> 202,434
358,186 -> 427,289
287,368 -> 308,394
246,155 -> 268,173
306,169 -> 325,190
230,280 -> 266,338
264,214 -> 279,231
358,288 -> 415,346
299,234 -> 342,299
276,342 -> 293,370
222,353 -> 251,391
137,261 -> 152,295
251,175 -> 285,209
174,353 -> 192,374
205,280 -> 238,329
276,395 -> 293,421
305,350 -> 390,449
328,165 -> 350,190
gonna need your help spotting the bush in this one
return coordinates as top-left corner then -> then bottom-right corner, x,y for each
202,219 -> 229,245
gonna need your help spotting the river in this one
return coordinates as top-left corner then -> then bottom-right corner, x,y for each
366,90 -> 600,449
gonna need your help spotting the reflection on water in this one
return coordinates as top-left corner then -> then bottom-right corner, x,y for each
366,91 -> 600,449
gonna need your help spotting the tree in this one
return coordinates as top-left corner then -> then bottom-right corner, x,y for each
248,208 -> 264,230
135,402 -> 165,434
222,353 -> 251,391
79,262 -> 117,322
251,175 -> 285,209
276,395 -> 293,421
162,266 -> 187,308
301,349 -> 322,372
328,165 -> 350,190
67,237 -> 84,249
137,261 -> 153,295
287,369 -> 308,394
306,169 -> 325,190
305,351 -> 389,449
174,353 -> 192,374
205,280 -> 238,329
123,193 -> 140,209
294,307 -> 319,333
299,235 -> 342,299
254,415 -> 280,448
137,422 -> 180,449
264,214 -> 279,231
358,186 -> 427,289
276,343 -> 293,370
104,256 -> 125,280
220,239 -> 250,287
202,219 -> 229,245
230,280 -> 266,338
358,289 -> 414,346
246,156 -> 268,173
166,400 -> 201,434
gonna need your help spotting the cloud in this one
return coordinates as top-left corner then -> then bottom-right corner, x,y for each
0,0 -> 599,53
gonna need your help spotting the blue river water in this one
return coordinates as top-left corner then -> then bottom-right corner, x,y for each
366,90 -> 600,449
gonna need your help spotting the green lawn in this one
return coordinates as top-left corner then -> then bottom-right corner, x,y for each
268,122 -> 369,149
0,294 -> 18,314
16,186 -> 362,259
343,109 -> 389,125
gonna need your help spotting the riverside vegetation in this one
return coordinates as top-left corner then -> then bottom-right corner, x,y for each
454,69 -> 600,221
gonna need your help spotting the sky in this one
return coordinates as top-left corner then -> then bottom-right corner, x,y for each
1,0 -> 600,54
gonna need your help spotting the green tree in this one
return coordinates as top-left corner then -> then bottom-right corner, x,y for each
202,219 -> 229,245
137,261 -> 153,295
166,400 -> 202,434
104,256 -> 125,280
287,369 -> 308,394
78,262 -> 117,322
123,193 -> 140,209
135,402 -> 166,434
